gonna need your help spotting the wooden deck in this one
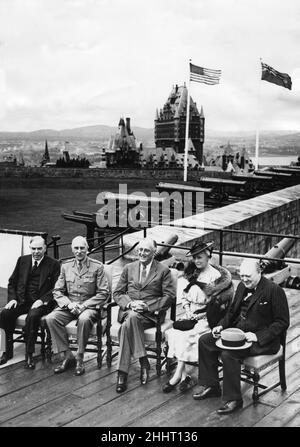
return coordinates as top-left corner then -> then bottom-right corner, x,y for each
0,275 -> 299,427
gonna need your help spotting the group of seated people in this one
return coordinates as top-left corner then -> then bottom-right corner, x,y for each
0,234 -> 290,415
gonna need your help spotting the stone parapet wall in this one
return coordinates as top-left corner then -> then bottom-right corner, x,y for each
0,166 -> 230,182
122,184 -> 300,261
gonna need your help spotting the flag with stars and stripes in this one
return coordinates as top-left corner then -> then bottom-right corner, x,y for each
190,62 -> 221,85
261,62 -> 292,90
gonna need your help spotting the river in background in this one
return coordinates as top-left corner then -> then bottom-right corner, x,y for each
258,155 -> 299,166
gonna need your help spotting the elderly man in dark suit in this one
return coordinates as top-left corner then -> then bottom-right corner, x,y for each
114,237 -> 176,393
0,236 -> 60,368
193,258 -> 290,414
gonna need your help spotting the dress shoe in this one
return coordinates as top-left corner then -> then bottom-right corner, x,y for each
0,352 -> 13,365
140,366 -> 150,385
54,357 -> 76,374
162,378 -> 181,393
217,399 -> 243,415
74,359 -> 85,376
116,371 -> 128,393
193,385 -> 222,400
179,375 -> 193,392
24,354 -> 35,369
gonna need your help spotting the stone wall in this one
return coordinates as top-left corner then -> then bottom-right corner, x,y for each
0,166 -> 230,182
122,184 -> 300,261
201,198 -> 300,259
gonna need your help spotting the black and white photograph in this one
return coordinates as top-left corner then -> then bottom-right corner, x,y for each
0,0 -> 299,431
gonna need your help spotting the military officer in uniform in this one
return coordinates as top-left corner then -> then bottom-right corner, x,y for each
46,236 -> 109,376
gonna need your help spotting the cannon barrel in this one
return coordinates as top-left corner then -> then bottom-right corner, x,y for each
260,237 -> 296,273
155,234 -> 179,261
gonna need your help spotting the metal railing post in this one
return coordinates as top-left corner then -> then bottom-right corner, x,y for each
51,235 -> 61,259
102,245 -> 105,264
219,230 -> 223,266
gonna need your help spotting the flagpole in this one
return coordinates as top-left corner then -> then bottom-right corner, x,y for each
183,59 -> 191,182
254,58 -> 262,171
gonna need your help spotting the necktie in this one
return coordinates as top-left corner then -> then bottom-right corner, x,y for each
32,261 -> 38,273
140,264 -> 147,285
244,287 -> 255,298
78,261 -> 83,273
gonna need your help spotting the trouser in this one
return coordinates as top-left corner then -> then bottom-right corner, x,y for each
0,302 -> 54,354
117,310 -> 155,374
198,332 -> 251,402
45,307 -> 98,355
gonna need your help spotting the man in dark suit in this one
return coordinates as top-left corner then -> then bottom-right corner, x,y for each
193,258 -> 290,414
0,236 -> 60,368
113,237 -> 176,393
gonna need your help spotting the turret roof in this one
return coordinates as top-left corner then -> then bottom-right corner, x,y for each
160,85 -> 200,120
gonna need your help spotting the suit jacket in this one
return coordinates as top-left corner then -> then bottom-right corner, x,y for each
113,259 -> 176,323
53,257 -> 109,309
219,276 -> 290,355
7,255 -> 60,305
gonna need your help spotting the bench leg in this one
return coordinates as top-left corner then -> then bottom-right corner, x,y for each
40,328 -> 46,362
155,329 -> 162,377
106,331 -> 112,368
163,342 -> 172,375
252,371 -> 260,404
45,327 -> 52,363
279,359 -> 287,391
97,321 -> 102,369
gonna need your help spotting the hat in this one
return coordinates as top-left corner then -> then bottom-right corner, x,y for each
186,241 -> 214,257
215,328 -> 252,350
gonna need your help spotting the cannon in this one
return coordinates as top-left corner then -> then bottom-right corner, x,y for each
284,276 -> 300,289
155,234 -> 179,261
198,176 -> 246,202
260,237 -> 296,273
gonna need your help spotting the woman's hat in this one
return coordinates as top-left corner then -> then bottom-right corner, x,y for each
215,328 -> 252,350
186,241 -> 214,257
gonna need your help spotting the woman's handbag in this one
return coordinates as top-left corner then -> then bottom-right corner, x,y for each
173,319 -> 198,331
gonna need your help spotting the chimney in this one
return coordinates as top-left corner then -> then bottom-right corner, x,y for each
118,117 -> 125,127
126,117 -> 131,134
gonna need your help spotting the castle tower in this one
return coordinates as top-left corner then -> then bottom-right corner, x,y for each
154,84 -> 205,164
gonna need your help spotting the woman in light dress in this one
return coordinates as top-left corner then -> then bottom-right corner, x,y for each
163,241 -> 234,393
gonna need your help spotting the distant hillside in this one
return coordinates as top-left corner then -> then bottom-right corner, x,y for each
0,125 -> 299,155
0,124 -> 155,144
204,129 -> 300,156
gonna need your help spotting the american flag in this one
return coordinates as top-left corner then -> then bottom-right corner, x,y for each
190,62 -> 221,85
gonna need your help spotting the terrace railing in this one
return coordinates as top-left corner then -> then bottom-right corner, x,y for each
105,224 -> 300,268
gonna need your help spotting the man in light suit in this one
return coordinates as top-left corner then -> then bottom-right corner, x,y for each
0,236 -> 60,368
46,236 -> 109,376
193,258 -> 290,414
113,237 -> 176,393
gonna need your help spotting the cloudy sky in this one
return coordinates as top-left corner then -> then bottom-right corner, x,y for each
0,0 -> 299,132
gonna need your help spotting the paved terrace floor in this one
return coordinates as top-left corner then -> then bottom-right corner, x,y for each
0,259 -> 299,428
